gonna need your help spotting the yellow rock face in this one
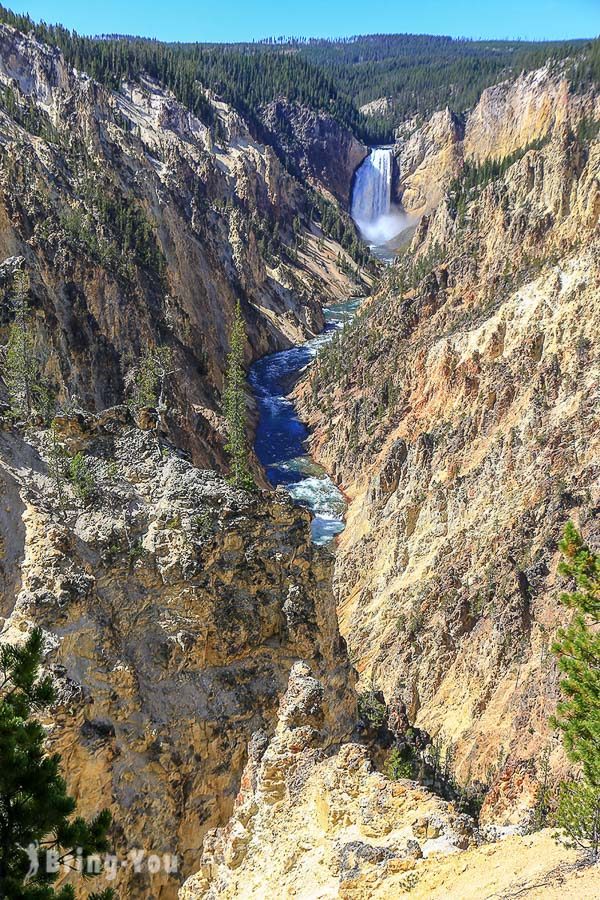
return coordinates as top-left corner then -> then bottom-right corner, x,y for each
180,665 -> 594,900
394,66 -> 600,217
0,417 -> 356,897
180,664 -> 477,899
296,76 -> 600,821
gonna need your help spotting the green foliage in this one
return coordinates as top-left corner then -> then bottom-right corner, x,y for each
385,747 -> 414,780
0,83 -> 62,143
3,272 -> 34,414
568,37 -> 600,94
551,523 -> 600,861
551,523 -> 600,787
451,775 -> 489,819
190,510 -> 215,541
67,452 -> 96,504
3,270 -> 36,419
0,628 -> 114,897
2,271 -> 55,423
295,33 -> 590,138
555,780 -> 600,861
59,174 -> 166,283
126,539 -> 145,565
530,746 -> 553,832
223,302 -> 254,491
47,427 -> 96,509
309,191 -> 373,271
48,423 -> 68,515
129,346 -> 174,412
447,136 -> 551,213
397,871 -> 419,893
357,690 -> 387,729
575,117 -> 600,145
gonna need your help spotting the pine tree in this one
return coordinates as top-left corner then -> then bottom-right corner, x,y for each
129,346 -> 174,422
0,628 -> 115,898
48,422 -> 67,517
223,301 -> 254,490
551,523 -> 600,861
555,780 -> 600,861
3,271 -> 37,420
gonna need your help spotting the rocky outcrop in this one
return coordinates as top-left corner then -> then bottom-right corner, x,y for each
393,65 -> 600,216
393,108 -> 464,214
259,98 -> 367,204
180,667 -> 595,899
297,92 -> 600,820
462,68 -> 571,162
180,663 -> 476,899
0,411 -> 355,897
359,96 -> 393,117
0,23 -> 364,470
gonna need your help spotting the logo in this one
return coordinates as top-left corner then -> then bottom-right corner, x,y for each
22,845 -> 178,883
25,841 -> 39,881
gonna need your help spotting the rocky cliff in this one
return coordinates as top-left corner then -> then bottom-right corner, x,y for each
0,409 -> 356,896
181,662 -> 476,899
394,65 -> 600,217
0,23 -> 365,470
259,98 -> 368,205
179,668 -> 597,900
297,75 -> 600,821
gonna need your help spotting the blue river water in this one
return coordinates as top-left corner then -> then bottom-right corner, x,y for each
249,298 -> 362,544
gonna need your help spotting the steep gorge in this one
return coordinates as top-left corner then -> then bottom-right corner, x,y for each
0,16 -> 598,900
0,22 -> 367,469
179,58 -> 600,900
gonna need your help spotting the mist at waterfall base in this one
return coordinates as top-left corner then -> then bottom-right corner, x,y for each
354,207 -> 411,245
351,147 -> 412,255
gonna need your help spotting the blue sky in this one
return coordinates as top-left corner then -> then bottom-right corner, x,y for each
7,0 -> 600,42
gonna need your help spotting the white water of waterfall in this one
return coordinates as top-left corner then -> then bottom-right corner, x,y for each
350,147 -> 409,247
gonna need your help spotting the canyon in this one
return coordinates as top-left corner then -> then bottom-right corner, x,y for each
183,64 -> 600,898
0,22 -> 367,469
0,12 -> 597,900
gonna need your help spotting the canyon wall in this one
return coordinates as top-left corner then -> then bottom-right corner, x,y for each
0,410 -> 356,896
0,23 -> 363,469
259,98 -> 368,204
298,77 -> 600,820
394,65 -> 600,216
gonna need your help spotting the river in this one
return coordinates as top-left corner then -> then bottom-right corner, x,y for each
248,298 -> 361,545
249,147 -> 412,544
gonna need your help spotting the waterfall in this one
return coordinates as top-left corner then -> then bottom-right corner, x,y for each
351,147 -> 392,225
350,147 -> 408,246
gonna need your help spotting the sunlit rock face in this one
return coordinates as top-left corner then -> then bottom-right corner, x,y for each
0,412 -> 356,897
179,665 -> 596,900
393,65 -> 600,217
180,663 -> 477,900
295,72 -> 600,821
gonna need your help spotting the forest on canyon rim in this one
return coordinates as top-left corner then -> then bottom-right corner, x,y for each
0,3 -> 598,898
